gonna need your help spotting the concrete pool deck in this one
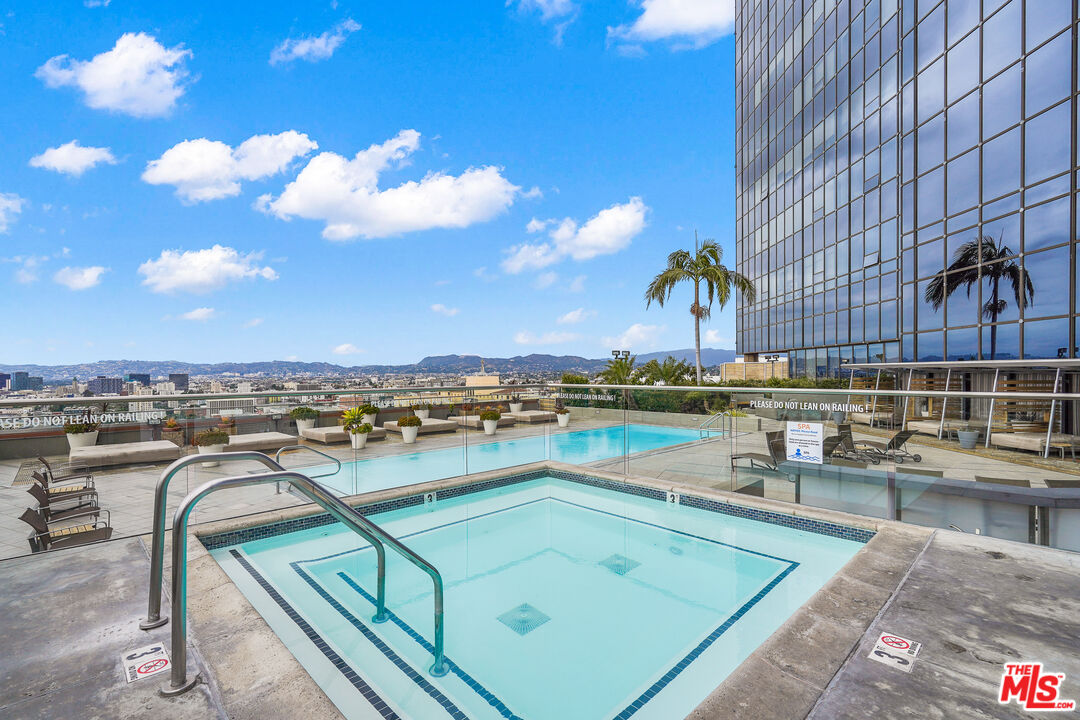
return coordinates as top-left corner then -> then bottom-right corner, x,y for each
1,460 -> 1076,719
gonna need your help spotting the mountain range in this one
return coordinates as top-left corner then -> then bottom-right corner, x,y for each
0,348 -> 737,381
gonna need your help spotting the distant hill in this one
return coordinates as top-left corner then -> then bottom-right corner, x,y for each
0,348 -> 737,381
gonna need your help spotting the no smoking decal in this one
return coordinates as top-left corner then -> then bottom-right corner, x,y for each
867,632 -> 922,673
121,643 -> 171,683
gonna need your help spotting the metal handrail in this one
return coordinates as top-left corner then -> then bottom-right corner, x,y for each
274,444 -> 343,491
549,383 -> 1080,400
141,451 -> 287,630
698,410 -> 731,439
161,470 -> 448,697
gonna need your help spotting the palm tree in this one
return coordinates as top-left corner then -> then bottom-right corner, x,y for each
598,355 -> 637,385
638,356 -> 693,386
924,234 -> 1033,360
644,234 -> 756,384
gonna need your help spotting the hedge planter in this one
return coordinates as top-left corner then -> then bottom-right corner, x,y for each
66,430 -> 99,450
402,426 -> 419,444
198,444 -> 225,467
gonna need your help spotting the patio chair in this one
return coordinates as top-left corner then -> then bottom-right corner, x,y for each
857,429 -> 923,464
31,471 -> 96,498
26,483 -> 100,522
835,424 -> 881,465
19,507 -> 112,552
730,431 -> 786,473
37,456 -> 93,484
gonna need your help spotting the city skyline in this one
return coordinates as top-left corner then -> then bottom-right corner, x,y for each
0,1 -> 739,365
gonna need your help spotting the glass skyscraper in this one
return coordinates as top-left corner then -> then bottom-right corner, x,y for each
735,0 -> 1078,377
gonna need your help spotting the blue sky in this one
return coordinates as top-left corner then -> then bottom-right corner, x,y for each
0,0 -> 736,365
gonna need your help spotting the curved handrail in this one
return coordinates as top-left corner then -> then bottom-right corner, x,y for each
141,451 -> 287,630
274,444 -> 342,480
161,470 -> 447,697
699,410 -> 731,439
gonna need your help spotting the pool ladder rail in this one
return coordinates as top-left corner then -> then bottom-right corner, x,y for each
699,410 -> 732,440
142,459 -> 448,698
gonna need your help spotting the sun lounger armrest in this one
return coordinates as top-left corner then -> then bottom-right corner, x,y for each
49,509 -> 110,526
27,513 -> 111,540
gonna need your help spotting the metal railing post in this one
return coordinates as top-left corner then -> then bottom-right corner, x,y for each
161,470 -> 445,697
985,369 -> 1001,448
1044,368 -> 1062,459
937,368 -> 952,439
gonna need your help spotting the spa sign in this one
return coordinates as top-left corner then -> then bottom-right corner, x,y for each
785,421 -> 824,464
750,399 -> 866,413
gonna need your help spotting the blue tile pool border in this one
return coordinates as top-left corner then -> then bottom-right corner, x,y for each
202,468 -> 876,551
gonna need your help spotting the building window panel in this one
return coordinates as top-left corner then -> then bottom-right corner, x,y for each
918,114 -> 945,173
1025,102 -> 1071,186
917,4 -> 945,70
947,0 -> 980,46
946,30 -> 979,104
917,165 -> 945,227
917,57 -> 945,121
981,64 -> 1021,139
982,0 -> 1021,79
946,326 -> 979,360
946,148 -> 979,215
946,92 -> 979,158
1024,0 -> 1071,52
1024,33 -> 1071,118
1023,197 -> 1071,254
983,321 -> 1019,360
981,127 -> 1020,202
918,277 -> 945,329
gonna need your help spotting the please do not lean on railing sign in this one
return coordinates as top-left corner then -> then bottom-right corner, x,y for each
785,422 -> 824,464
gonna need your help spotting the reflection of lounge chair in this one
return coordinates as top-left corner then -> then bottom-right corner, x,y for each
19,507 -> 112,552
37,456 -> 93,484
857,429 -> 922,464
31,471 -> 97,499
27,482 -> 100,522
730,431 -> 786,473
836,425 -> 880,464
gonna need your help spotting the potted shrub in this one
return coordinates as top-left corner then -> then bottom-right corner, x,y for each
63,421 -> 100,450
398,414 -> 422,444
414,403 -> 432,420
358,403 -> 379,427
194,428 -> 230,467
509,394 -> 523,414
217,416 -> 237,436
480,408 -> 501,435
555,407 -> 570,427
290,406 -> 319,436
957,422 -> 980,450
161,417 -> 185,447
341,408 -> 373,450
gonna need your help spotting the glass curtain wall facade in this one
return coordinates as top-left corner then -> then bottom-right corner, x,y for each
735,0 -> 1079,377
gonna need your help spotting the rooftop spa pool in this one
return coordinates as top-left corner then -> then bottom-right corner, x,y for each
206,471 -> 870,720
311,424 -> 702,495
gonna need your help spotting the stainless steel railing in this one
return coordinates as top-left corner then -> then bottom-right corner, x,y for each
160,470 -> 448,697
699,410 -> 731,439
273,444 -> 342,492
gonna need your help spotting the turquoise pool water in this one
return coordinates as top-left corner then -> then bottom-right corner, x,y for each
316,424 -> 700,495
210,474 -> 866,719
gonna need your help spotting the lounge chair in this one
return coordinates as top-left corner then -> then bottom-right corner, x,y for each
730,431 -> 786,473
19,507 -> 112,552
835,425 -> 881,464
856,429 -> 922,464
26,483 -> 100,522
31,471 -> 97,499
37,456 -> 93,484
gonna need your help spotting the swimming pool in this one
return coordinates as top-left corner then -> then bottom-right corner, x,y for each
315,424 -> 701,495
207,471 -> 869,719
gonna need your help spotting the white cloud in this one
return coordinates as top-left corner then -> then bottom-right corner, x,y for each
30,141 -> 117,177
603,323 -> 664,350
510,0 -> 579,44
181,307 -> 216,321
332,342 -> 363,355
568,274 -> 586,293
84,0 -> 111,6
525,217 -> 550,233
143,131 -> 318,202
704,329 -> 733,345
473,266 -> 497,282
522,186 -> 544,199
502,197 -> 647,273
533,271 -> 558,289
0,193 -> 25,233
53,265 -> 107,290
258,130 -> 520,240
36,33 -> 191,118
138,245 -> 279,294
430,303 -> 460,317
608,0 -> 735,48
244,317 -> 264,328
557,307 -> 595,324
513,330 -> 579,345
270,19 -> 360,65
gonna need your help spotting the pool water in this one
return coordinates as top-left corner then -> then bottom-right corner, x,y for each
210,475 -> 865,719
315,424 -> 701,495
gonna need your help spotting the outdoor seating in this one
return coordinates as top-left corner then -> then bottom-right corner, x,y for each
730,431 -> 786,473
69,440 -> 182,468
384,417 -> 458,434
856,429 -> 922,464
451,414 -> 515,429
18,507 -> 112,552
226,432 -> 298,452
989,432 -> 1080,459
301,425 -> 387,444
30,470 -> 96,498
504,410 -> 556,423
37,456 -> 93,484
835,425 -> 881,464
26,483 -> 100,522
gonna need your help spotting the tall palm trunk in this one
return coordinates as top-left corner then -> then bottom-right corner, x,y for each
693,279 -> 702,385
990,276 -> 1000,360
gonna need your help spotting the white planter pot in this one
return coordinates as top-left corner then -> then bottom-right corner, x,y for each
402,426 -> 419,444
198,444 -> 225,467
295,418 -> 316,435
557,414 -> 570,427
362,413 -> 377,426
350,432 -> 368,450
415,409 -> 431,420
483,419 -> 498,435
509,403 -> 523,413
66,430 -> 99,450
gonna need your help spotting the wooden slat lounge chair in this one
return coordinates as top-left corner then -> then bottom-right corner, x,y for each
26,483 -> 100,522
19,507 -> 112,552
38,456 -> 93,484
730,431 -> 786,473
836,425 -> 881,464
31,471 -> 97,498
856,429 -> 923,464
